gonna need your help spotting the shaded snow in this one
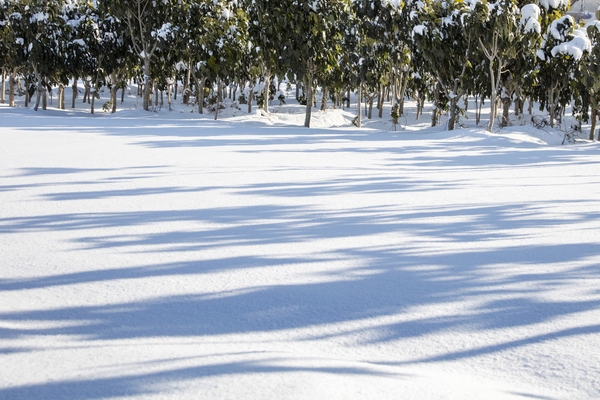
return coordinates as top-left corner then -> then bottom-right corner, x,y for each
1,89 -> 600,400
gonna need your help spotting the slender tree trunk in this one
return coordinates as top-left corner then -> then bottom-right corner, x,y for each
167,83 -> 172,111
33,68 -> 42,111
448,95 -> 458,131
431,84 -> 439,127
1,68 -> 5,104
398,73 -> 409,116
548,88 -> 556,128
24,76 -> 30,107
295,81 -> 300,101
501,94 -> 511,127
377,85 -> 384,119
183,61 -> 191,104
110,73 -> 118,113
91,87 -> 96,114
215,80 -> 222,120
356,84 -> 362,128
487,62 -> 500,131
416,91 -> 423,120
9,70 -> 16,107
83,80 -> 91,104
42,84 -> 47,110
590,105 -> 597,141
263,70 -> 271,113
346,88 -> 351,108
57,84 -> 64,110
514,88 -> 523,116
71,80 -> 77,108
248,81 -> 254,113
196,77 -> 206,114
367,94 -> 374,119
304,71 -> 313,128
143,57 -> 152,111
478,96 -> 482,125
321,86 -> 328,111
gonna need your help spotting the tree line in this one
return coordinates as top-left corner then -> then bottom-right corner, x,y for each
1,0 -> 600,136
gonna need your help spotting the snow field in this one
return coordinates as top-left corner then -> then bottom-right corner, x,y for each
1,93 -> 600,399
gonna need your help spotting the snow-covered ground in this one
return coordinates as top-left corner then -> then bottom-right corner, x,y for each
1,88 -> 600,399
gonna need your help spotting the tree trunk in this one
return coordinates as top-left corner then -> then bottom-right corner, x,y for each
248,82 -> 254,114
356,84 -> 362,128
24,76 -> 30,107
416,92 -> 423,120
501,94 -> 511,127
167,83 -> 172,111
33,68 -> 42,111
448,95 -> 458,130
215,80 -> 222,120
58,84 -> 64,110
91,87 -> 96,114
33,84 -> 42,111
475,95 -> 482,125
42,84 -> 47,110
9,70 -> 16,107
143,57 -> 152,111
196,77 -> 206,114
321,86 -> 328,111
1,68 -> 5,104
346,88 -> 351,108
377,85 -> 384,119
590,105 -> 597,141
111,73 -> 118,113
514,88 -> 523,116
548,88 -> 556,128
304,72 -> 313,128
263,70 -> 271,113
71,80 -> 77,108
398,72 -> 409,115
528,97 -> 533,115
367,94 -> 374,119
183,61 -> 191,104
83,80 -> 91,104
431,84 -> 439,127
488,89 -> 498,132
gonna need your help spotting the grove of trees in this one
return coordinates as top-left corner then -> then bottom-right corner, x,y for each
1,0 -> 600,137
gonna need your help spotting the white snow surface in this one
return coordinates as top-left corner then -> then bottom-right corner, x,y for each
1,90 -> 600,400
520,4 -> 541,34
551,28 -> 592,60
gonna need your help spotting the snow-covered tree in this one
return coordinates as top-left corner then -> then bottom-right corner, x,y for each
106,0 -> 178,111
535,15 -> 590,127
7,0 -> 64,111
245,0 -> 291,113
468,0 -> 541,131
412,0 -> 477,130
175,0 -> 240,115
578,15 -> 600,140
284,0 -> 352,127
